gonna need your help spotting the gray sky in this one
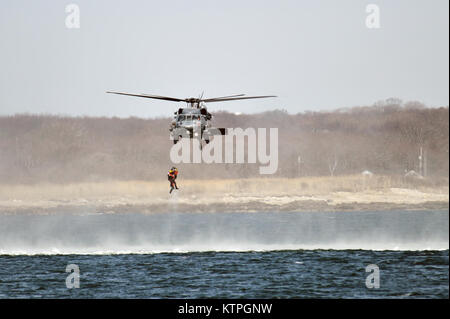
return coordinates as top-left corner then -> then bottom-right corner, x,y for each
0,0 -> 448,118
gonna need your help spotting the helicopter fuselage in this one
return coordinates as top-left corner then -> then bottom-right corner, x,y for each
170,107 -> 221,144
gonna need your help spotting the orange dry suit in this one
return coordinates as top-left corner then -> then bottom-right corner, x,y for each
168,168 -> 178,193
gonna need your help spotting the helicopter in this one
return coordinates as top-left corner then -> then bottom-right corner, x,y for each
106,91 -> 276,144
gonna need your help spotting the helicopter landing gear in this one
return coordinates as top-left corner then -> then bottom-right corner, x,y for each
172,136 -> 211,147
173,134 -> 183,144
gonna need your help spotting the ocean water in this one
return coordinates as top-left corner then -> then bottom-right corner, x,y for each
0,210 -> 448,298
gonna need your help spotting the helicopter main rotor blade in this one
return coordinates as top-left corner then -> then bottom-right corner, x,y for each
202,95 -> 277,103
202,94 -> 245,100
106,91 -> 186,102
107,91 -> 276,104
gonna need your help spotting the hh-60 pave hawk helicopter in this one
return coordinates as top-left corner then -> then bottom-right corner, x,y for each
106,91 -> 277,144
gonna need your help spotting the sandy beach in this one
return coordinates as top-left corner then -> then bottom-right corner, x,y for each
0,175 -> 447,214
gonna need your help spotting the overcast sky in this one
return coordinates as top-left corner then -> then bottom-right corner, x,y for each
0,0 -> 448,118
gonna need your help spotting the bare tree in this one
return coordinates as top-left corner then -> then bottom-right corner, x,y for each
328,153 -> 338,177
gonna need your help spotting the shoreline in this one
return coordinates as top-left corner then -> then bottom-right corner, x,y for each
1,201 -> 446,215
0,177 -> 448,214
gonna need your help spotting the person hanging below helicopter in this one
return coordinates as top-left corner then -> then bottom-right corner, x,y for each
168,167 -> 179,194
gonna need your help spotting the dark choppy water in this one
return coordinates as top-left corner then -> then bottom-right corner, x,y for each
0,249 -> 448,298
0,210 -> 448,298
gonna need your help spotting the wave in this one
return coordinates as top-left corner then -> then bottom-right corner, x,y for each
1,245 -> 448,256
